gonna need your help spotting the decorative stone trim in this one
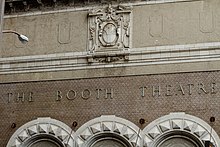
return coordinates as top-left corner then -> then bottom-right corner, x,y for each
87,51 -> 130,63
87,4 -> 132,53
1,42 -> 220,75
143,112 -> 220,147
6,114 -> 220,147
7,117 -> 74,147
74,115 -> 142,147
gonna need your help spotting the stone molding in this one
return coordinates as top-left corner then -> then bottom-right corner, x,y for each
87,50 -> 130,63
143,113 -> 220,147
74,115 -> 142,147
6,117 -> 74,147
0,42 -> 220,75
7,113 -> 220,147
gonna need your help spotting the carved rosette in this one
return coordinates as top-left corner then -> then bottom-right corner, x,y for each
88,4 -> 132,53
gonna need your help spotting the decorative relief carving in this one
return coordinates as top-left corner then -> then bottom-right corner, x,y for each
199,11 -> 214,33
94,56 -> 125,63
75,115 -> 142,147
143,113 -> 219,147
58,22 -> 72,44
88,4 -> 132,53
87,51 -> 129,63
7,117 -> 74,147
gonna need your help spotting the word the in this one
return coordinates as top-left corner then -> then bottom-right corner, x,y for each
7,92 -> 34,103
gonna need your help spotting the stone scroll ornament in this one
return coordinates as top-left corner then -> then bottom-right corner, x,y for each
88,4 -> 132,53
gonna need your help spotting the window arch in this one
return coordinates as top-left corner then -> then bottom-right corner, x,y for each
74,115 -> 143,147
143,112 -> 220,147
7,117 -> 74,147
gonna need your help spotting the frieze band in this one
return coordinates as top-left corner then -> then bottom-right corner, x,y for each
4,82 -> 218,104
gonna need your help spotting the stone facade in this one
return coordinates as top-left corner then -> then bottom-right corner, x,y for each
1,0 -> 220,146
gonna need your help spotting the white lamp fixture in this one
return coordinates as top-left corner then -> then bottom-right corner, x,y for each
2,30 -> 29,44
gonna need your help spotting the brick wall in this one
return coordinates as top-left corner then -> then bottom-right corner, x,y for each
1,71 -> 220,146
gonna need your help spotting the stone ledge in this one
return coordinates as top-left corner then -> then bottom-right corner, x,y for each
0,42 -> 220,75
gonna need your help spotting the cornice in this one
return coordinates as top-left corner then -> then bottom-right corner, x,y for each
0,42 -> 220,75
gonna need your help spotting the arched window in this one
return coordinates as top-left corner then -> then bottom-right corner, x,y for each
7,117 -> 74,147
74,115 -> 142,147
143,112 -> 220,147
